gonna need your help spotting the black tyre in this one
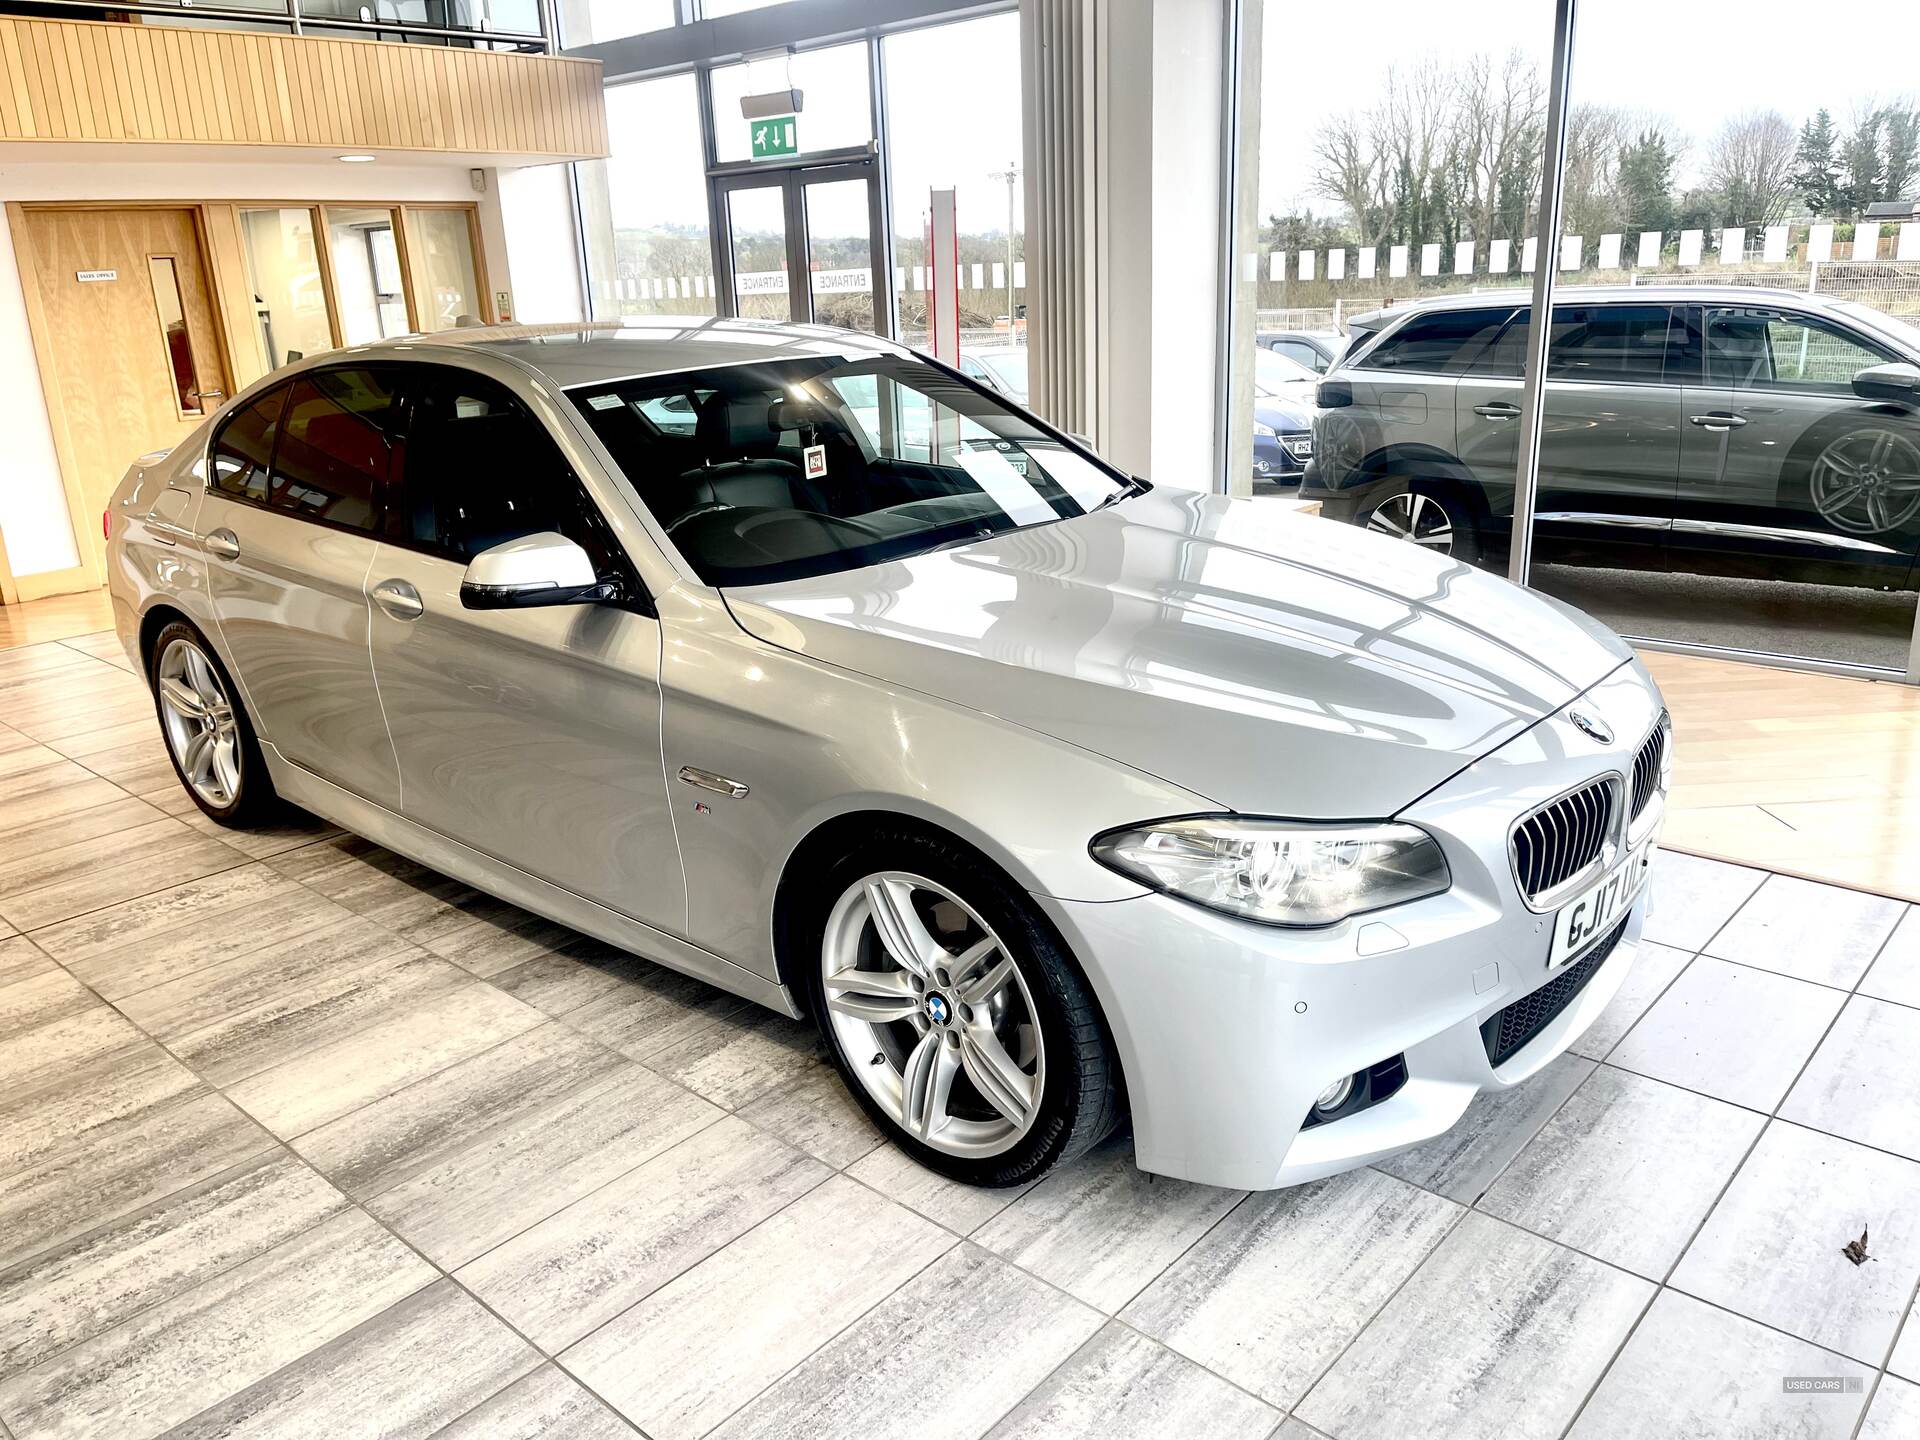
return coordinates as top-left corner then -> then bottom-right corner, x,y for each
800,822 -> 1122,1187
1364,481 -> 1482,564
147,618 -> 281,827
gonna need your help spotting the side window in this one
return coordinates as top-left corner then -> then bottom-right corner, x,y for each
1276,340 -> 1323,372
268,369 -> 404,533
634,393 -> 702,436
1365,309 -> 1516,374
1545,305 -> 1672,384
1707,308 -> 1893,390
397,370 -> 626,578
209,386 -> 288,503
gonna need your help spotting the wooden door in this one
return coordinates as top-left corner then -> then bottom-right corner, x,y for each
21,208 -> 233,580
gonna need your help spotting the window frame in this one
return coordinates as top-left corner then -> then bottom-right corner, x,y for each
1359,306 -> 1523,377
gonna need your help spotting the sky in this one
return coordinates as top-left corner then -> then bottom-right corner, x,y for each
1256,0 -> 1920,218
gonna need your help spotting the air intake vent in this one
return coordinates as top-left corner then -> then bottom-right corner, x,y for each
1482,917 -> 1627,1067
1511,777 -> 1618,904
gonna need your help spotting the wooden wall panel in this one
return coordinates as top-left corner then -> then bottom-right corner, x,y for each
0,16 -> 606,159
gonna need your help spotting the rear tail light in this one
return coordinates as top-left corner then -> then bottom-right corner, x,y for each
102,509 -> 112,540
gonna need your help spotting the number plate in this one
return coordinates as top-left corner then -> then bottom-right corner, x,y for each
1548,843 -> 1650,969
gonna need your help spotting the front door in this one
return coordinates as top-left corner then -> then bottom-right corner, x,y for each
714,157 -> 889,335
22,207 -> 234,579
362,365 -> 684,932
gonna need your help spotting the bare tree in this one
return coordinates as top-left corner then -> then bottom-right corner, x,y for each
1310,112 -> 1386,244
1561,104 -> 1634,238
1454,51 -> 1546,242
1704,110 -> 1799,225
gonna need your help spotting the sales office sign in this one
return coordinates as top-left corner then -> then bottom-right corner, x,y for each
76,269 -> 118,283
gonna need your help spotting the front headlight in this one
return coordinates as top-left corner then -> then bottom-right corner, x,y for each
1252,421 -> 1277,438
1091,817 -> 1451,927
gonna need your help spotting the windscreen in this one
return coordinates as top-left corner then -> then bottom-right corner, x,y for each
568,354 -> 1133,586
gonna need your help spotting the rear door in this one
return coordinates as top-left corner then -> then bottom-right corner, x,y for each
1673,303 -> 1919,587
200,369 -> 402,807
1531,302 -> 1682,569
363,364 -> 684,931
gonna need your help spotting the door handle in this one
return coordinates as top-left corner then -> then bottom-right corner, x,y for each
189,389 -> 226,402
371,578 -> 425,621
1689,413 -> 1748,432
203,528 -> 240,560
1473,402 -> 1521,419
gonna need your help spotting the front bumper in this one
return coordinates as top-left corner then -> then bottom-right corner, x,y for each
1252,434 -> 1312,482
1041,660 -> 1665,1191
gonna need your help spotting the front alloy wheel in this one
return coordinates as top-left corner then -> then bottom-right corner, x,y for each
156,636 -> 242,807
1810,427 -> 1920,535
1366,490 -> 1457,552
821,872 -> 1043,1158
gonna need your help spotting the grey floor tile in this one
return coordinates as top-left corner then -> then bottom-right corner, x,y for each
1672,1121 -> 1920,1363
0,1089 -> 273,1275
1860,1377 -> 1920,1439
738,1063 -> 884,1169
1706,875 -> 1906,990
289,1021 -> 631,1198
223,976 -> 546,1138
488,940 -> 656,1019
644,1007 -> 824,1111
0,1209 -> 433,1440
0,795 -> 168,873
0,764 -> 127,833
415,907 -> 579,979
1272,1423 -> 1331,1440
1294,1212 -> 1653,1440
985,1322 -> 1278,1440
353,1062 -> 724,1271
1895,1303 -> 1920,1380
974,1137 -> 1245,1312
0,967 -> 94,1043
563,1173 -> 949,1440
0,1019 -> 196,1166
0,818 -> 248,933
0,939 -> 52,991
706,1243 -> 1103,1440
558,962 -> 757,1065
0,1153 -> 345,1377
30,863 -> 303,993
112,915 -> 417,1051
1567,1289 -> 1869,1440
436,1364 -> 636,1440
845,1142 -> 1033,1235
1569,940 -> 1693,1061
457,1115 -> 827,1351
1478,1066 -> 1765,1278
1643,850 -> 1768,952
1609,957 -> 1845,1111
1375,1052 -> 1594,1203
1860,907 -> 1920,1009
175,809 -> 341,861
266,839 -> 488,940
164,1279 -> 540,1440
1121,1166 -> 1460,1409
1781,996 -> 1920,1160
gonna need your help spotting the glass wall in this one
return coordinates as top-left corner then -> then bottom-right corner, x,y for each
326,207 -> 410,344
582,73 -> 717,321
1235,0 -> 1920,677
883,13 -> 1025,368
239,207 -> 335,369
707,43 -> 872,164
406,208 -> 485,332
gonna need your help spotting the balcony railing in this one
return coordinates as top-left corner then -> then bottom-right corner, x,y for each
0,1 -> 549,52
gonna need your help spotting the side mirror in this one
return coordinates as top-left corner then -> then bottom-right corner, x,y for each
459,532 -> 615,610
1853,362 -> 1920,403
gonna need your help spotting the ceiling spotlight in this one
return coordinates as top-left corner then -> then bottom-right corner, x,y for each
338,154 -> 377,163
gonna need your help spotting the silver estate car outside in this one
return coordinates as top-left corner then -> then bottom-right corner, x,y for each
1303,287 -> 1920,588
106,319 -> 1669,1192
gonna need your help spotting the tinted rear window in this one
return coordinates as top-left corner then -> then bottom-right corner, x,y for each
1360,309 -> 1516,374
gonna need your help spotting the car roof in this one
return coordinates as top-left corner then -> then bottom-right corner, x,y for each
338,317 -> 918,389
1348,284 -> 1854,330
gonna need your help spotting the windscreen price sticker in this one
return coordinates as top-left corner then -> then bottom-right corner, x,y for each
803,444 -> 827,479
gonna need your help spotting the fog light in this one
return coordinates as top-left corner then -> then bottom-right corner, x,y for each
1314,1075 -> 1355,1113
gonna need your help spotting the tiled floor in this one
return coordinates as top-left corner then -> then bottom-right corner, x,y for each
3,628 -> 1920,1440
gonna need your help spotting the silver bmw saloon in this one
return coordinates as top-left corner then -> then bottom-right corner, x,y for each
105,319 -> 1669,1192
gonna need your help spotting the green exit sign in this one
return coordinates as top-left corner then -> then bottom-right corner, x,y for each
750,115 -> 798,161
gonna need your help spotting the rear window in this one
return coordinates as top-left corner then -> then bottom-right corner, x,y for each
1359,308 -> 1517,374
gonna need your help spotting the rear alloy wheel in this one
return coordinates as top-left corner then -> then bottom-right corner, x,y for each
148,620 -> 278,826
1368,489 -> 1459,552
803,827 -> 1120,1187
1809,427 -> 1920,535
